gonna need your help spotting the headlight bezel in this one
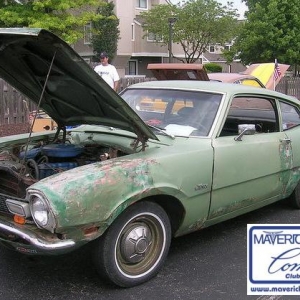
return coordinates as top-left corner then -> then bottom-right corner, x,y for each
28,191 -> 56,231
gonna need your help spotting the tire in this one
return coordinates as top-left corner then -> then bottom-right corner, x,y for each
93,201 -> 171,287
288,182 -> 300,209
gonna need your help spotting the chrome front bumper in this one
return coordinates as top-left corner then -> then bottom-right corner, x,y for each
0,219 -> 78,255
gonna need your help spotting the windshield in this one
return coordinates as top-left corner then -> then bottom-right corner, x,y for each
121,88 -> 222,137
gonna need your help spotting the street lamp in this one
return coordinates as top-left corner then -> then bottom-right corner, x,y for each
168,17 -> 177,63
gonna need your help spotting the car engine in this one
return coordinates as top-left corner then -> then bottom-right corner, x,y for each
0,134 -> 126,200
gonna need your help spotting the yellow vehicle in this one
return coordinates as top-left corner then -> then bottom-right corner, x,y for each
29,110 -> 57,132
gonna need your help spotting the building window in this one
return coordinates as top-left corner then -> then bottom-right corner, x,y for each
147,32 -> 163,42
84,23 -> 92,45
209,45 -> 215,53
131,23 -> 135,41
136,0 -> 147,9
126,60 -> 138,75
224,44 -> 231,51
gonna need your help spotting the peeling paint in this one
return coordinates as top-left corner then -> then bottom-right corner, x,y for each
282,167 -> 300,197
210,198 -> 258,219
31,158 -> 159,229
278,141 -> 299,197
187,218 -> 206,232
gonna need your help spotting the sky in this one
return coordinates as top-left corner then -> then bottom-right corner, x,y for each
218,0 -> 248,19
170,0 -> 248,19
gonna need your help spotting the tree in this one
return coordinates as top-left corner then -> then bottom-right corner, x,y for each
234,0 -> 300,67
205,62 -> 222,73
140,0 -> 240,63
0,0 -> 108,44
91,2 -> 120,62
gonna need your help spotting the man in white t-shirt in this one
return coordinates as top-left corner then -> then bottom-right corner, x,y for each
94,52 -> 120,91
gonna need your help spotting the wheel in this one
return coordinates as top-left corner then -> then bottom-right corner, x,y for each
288,182 -> 300,209
93,201 -> 171,287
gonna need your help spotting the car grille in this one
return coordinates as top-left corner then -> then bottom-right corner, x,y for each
0,168 -> 28,199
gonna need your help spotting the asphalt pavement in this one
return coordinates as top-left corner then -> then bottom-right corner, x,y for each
0,200 -> 298,300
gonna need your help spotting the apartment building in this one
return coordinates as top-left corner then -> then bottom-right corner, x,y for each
73,0 -> 244,77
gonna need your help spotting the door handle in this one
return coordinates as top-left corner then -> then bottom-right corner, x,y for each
280,138 -> 291,143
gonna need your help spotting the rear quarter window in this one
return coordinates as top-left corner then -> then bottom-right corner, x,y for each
280,102 -> 300,130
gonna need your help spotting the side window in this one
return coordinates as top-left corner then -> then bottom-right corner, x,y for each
220,97 -> 278,136
147,32 -> 163,42
84,23 -> 92,45
280,102 -> 300,130
136,0 -> 147,9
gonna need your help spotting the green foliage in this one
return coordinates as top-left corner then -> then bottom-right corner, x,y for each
91,2 -> 120,62
235,0 -> 300,66
140,0 -> 240,63
204,63 -> 222,73
0,0 -> 108,44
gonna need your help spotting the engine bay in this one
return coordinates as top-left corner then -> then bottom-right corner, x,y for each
0,131 -> 128,199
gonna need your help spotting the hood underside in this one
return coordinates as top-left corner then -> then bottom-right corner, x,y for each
0,28 -> 157,141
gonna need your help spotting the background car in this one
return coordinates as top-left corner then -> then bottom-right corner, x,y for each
147,62 -> 290,89
0,28 -> 299,288
147,63 -> 266,88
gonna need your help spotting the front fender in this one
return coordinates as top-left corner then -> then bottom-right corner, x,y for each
30,157 -> 183,229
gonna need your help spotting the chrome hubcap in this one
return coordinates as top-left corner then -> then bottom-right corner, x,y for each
120,224 -> 152,264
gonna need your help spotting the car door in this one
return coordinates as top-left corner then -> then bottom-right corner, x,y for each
209,96 -> 292,219
278,100 -> 300,196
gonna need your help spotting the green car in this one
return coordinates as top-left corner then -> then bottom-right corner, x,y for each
0,28 -> 300,288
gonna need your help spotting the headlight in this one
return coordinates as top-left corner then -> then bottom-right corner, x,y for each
30,194 -> 50,228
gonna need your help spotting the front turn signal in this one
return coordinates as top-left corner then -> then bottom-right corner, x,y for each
14,215 -> 26,225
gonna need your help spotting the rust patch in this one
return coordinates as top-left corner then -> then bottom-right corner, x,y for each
33,157 -> 160,229
209,198 -> 257,219
282,167 -> 300,197
279,141 -> 300,196
187,218 -> 206,233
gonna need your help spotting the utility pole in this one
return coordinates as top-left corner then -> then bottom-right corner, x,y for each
168,17 -> 177,63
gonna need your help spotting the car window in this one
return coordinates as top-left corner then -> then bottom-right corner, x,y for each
121,88 -> 222,137
280,101 -> 300,130
220,96 -> 278,136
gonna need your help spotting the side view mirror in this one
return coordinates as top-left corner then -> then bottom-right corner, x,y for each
234,124 -> 256,141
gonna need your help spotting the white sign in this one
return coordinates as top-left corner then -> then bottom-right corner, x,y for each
248,224 -> 300,295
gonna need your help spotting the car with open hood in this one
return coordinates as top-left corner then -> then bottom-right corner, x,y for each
1,28 -> 300,288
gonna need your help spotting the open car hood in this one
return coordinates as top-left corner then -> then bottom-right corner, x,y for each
243,63 -> 290,89
0,28 -> 157,142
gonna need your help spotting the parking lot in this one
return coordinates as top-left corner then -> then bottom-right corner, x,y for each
0,200 -> 295,300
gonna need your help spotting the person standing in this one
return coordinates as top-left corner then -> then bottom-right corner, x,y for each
94,52 -> 120,92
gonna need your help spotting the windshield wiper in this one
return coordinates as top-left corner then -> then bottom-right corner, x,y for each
147,124 -> 175,139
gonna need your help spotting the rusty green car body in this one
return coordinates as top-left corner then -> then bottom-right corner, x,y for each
1,28 -> 300,287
